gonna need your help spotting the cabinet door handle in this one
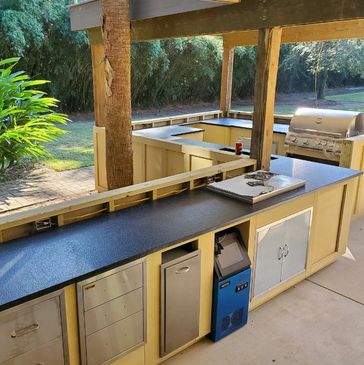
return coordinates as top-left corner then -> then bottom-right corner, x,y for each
277,246 -> 283,260
10,323 -> 39,338
284,244 -> 289,257
175,266 -> 190,274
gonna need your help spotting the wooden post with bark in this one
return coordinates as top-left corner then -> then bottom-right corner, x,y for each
100,0 -> 133,190
220,40 -> 235,115
250,27 -> 282,170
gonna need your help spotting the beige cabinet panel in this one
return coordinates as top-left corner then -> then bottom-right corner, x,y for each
310,185 -> 344,265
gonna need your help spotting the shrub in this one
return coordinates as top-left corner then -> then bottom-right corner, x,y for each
0,57 -> 68,172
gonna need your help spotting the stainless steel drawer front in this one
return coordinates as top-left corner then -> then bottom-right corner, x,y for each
0,297 -> 62,363
2,337 -> 64,365
84,288 -> 143,336
86,311 -> 144,365
82,263 -> 142,311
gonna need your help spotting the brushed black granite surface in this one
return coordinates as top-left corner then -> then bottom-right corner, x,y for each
0,157 -> 360,311
197,118 -> 289,135
133,125 -> 204,139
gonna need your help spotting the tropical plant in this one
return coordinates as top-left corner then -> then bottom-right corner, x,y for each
0,57 -> 68,172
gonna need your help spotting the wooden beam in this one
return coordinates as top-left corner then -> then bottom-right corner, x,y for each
88,28 -> 105,128
224,19 -> 364,48
131,0 -> 364,42
250,27 -> 282,171
220,43 -> 235,114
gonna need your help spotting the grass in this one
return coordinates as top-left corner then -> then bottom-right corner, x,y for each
236,104 -> 303,115
42,121 -> 94,171
326,91 -> 364,103
236,90 -> 364,115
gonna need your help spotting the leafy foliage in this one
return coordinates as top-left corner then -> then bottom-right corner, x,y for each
0,0 -> 92,112
0,58 -> 68,171
1,0 -> 363,111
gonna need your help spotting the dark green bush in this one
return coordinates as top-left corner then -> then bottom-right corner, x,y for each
0,58 -> 68,171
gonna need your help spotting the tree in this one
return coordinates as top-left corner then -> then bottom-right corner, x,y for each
0,0 -> 93,112
280,40 -> 364,99
102,0 -> 133,189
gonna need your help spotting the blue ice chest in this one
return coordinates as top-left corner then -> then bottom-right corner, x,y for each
210,229 -> 251,342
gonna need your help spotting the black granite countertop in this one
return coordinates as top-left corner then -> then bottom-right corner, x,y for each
194,118 -> 289,135
133,125 -> 204,139
0,157 -> 360,311
133,118 -> 289,144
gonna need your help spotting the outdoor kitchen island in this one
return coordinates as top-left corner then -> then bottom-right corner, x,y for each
0,157 -> 360,365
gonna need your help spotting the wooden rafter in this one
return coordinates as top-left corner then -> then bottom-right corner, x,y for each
131,0 -> 364,42
223,19 -> 364,48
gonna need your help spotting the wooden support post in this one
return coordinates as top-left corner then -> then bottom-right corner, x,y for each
88,28 -> 106,127
220,43 -> 235,115
101,0 -> 134,190
250,27 -> 282,170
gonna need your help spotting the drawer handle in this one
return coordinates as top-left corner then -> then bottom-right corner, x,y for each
10,323 -> 39,338
284,244 -> 289,257
277,246 -> 283,260
36,363 -> 45,365
175,266 -> 190,274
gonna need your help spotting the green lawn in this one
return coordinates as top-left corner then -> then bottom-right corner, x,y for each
42,121 -> 94,171
326,91 -> 364,103
237,90 -> 364,115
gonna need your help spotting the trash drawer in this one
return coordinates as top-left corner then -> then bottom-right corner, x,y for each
86,311 -> 144,365
82,262 -> 143,311
161,250 -> 201,356
2,337 -> 64,365
0,296 -> 62,363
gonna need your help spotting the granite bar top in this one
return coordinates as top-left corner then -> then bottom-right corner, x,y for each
0,157 -> 360,311
194,118 -> 289,135
133,125 -> 204,140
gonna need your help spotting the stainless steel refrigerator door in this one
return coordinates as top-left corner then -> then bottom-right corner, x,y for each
161,251 -> 201,356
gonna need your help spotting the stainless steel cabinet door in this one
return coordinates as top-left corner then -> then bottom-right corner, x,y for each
281,210 -> 311,282
161,252 -> 201,356
254,222 -> 285,297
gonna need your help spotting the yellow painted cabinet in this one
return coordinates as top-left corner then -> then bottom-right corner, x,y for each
309,185 -> 344,267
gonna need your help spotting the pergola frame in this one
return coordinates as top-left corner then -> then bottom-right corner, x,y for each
70,0 -> 364,186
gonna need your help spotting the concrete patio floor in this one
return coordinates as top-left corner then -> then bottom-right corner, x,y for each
0,166 -> 95,215
164,217 -> 364,365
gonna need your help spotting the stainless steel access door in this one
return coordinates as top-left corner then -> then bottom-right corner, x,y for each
160,250 -> 201,357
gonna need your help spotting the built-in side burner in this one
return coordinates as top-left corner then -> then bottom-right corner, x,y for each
208,170 -> 306,204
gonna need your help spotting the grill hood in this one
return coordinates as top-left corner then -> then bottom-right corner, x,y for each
289,108 -> 364,138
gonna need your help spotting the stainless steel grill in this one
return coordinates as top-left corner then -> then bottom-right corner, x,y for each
285,108 -> 364,160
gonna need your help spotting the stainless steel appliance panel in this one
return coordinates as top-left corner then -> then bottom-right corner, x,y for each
85,311 -> 144,365
84,288 -> 143,336
0,297 -> 62,363
161,251 -> 201,356
82,263 -> 142,311
2,337 -> 64,365
281,210 -> 311,281
254,222 -> 286,297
